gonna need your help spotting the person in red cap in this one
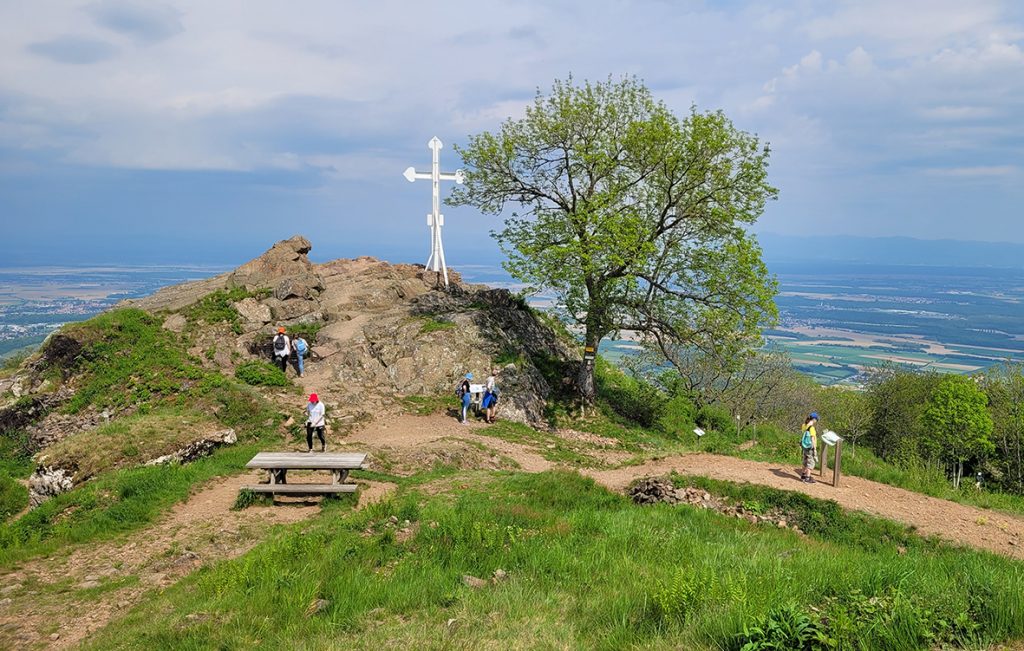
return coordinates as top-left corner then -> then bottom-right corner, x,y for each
305,392 -> 326,452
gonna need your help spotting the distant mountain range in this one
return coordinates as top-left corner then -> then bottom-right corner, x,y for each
757,234 -> 1024,269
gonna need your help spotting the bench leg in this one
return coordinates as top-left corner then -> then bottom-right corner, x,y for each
331,469 -> 349,484
271,469 -> 287,485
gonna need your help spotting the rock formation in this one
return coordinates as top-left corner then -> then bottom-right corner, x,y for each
0,235 -> 581,507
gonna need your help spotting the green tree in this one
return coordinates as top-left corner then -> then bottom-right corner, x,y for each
866,366 -> 942,465
981,362 -> 1024,493
922,375 -> 994,489
450,76 -> 778,402
817,386 -> 871,457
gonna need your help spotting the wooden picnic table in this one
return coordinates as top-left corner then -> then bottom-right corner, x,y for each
241,451 -> 367,495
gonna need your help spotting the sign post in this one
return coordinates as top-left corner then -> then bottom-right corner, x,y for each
403,137 -> 464,289
821,430 -> 843,487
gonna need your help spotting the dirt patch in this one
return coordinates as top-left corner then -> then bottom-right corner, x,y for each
380,438 -> 519,475
554,428 -> 619,447
347,413 -> 555,474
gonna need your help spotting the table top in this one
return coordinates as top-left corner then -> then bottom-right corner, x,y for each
245,452 -> 367,470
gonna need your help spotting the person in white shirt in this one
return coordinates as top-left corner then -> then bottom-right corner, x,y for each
272,327 -> 291,373
306,392 -> 326,452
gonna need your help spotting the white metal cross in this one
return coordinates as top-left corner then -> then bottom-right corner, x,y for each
403,136 -> 464,288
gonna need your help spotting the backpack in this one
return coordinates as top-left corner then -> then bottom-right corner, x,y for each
295,338 -> 308,355
456,380 -> 467,399
273,335 -> 286,352
801,429 -> 813,449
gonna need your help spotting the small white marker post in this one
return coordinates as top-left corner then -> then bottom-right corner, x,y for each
403,137 -> 464,288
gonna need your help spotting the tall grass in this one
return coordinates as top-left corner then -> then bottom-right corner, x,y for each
84,471 -> 1024,650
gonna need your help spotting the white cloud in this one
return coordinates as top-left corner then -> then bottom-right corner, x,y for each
0,0 -> 1023,242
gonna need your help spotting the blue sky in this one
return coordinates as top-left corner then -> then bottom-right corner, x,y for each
1,0 -> 1022,265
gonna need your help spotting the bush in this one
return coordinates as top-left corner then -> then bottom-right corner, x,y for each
234,361 -> 289,387
595,358 -> 665,427
735,603 -> 826,651
696,404 -> 734,434
658,393 -> 696,436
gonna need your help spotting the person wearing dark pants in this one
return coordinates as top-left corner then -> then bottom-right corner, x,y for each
306,392 -> 326,452
272,327 -> 291,373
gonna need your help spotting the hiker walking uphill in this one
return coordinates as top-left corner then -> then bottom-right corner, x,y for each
800,412 -> 819,483
292,334 -> 309,377
306,392 -> 327,452
272,327 -> 291,373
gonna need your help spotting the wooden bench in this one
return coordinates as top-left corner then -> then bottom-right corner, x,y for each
241,452 -> 367,496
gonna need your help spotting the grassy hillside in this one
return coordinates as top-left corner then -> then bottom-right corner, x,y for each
0,308 -> 287,562
86,471 -> 1024,650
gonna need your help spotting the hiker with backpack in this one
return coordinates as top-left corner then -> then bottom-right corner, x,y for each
272,327 -> 291,373
457,373 -> 473,424
292,335 -> 309,377
800,412 -> 819,483
482,369 -> 500,424
306,392 -> 327,452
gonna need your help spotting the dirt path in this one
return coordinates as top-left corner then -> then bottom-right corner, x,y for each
343,413 -> 1024,560
0,472 -> 394,650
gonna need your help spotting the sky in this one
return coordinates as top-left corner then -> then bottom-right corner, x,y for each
1,0 -> 1022,266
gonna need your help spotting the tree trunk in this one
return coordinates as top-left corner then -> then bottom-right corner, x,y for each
576,328 -> 601,405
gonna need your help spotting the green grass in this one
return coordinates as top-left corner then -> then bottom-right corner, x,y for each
0,474 -> 28,521
84,471 -> 1024,650
0,308 -> 286,564
234,360 -> 290,387
56,309 -> 204,414
181,287 -> 263,334
420,316 -> 457,334
0,442 -> 267,567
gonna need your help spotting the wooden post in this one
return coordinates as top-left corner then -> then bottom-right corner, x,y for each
833,440 -> 842,488
819,440 -> 828,478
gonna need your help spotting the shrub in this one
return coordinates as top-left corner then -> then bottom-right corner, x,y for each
696,404 -> 734,434
595,358 -> 665,427
234,361 -> 290,387
735,603 -> 826,651
658,393 -> 696,436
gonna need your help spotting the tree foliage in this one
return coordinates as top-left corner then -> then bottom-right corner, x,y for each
817,387 -> 871,457
922,375 -> 994,488
451,76 -> 778,401
981,362 -> 1024,493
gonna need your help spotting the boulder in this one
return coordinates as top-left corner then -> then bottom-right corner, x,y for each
228,236 -> 324,293
28,466 -> 75,506
233,297 -> 272,326
162,313 -> 187,333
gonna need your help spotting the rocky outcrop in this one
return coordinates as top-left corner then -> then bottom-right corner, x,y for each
0,388 -> 74,442
146,429 -> 237,466
28,467 -> 74,507
228,236 -> 322,293
629,477 -> 806,535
